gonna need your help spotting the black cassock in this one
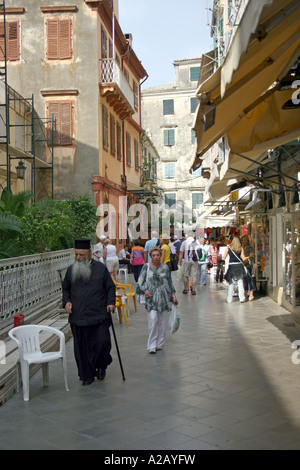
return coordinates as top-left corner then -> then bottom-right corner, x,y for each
62,259 -> 116,381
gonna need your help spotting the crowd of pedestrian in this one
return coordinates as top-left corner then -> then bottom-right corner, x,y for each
63,231 -> 256,384
92,231 -> 255,305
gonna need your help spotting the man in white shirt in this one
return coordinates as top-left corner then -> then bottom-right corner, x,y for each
144,231 -> 158,263
178,233 -> 198,295
93,235 -> 106,263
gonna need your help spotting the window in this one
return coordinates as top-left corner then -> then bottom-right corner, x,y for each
163,99 -> 174,115
191,129 -> 196,144
190,97 -> 198,113
101,26 -> 107,59
165,193 -> 176,208
47,18 -> 72,60
190,66 -> 200,82
163,129 -> 175,146
124,68 -> 129,83
133,81 -> 139,110
47,101 -> 73,146
117,122 -> 122,160
102,105 -> 109,151
192,166 -> 202,177
110,114 -> 115,156
126,132 -> 131,166
164,163 -> 175,179
0,20 -> 20,61
192,193 -> 203,209
134,139 -> 139,170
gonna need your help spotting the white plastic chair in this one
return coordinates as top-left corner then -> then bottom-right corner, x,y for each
118,266 -> 128,281
9,325 -> 69,401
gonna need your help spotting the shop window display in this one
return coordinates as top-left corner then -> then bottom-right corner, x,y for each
283,214 -> 300,308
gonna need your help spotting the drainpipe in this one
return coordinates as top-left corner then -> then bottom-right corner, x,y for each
139,74 -> 148,128
122,120 -> 126,194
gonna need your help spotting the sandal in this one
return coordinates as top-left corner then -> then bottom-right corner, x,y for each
191,290 -> 196,295
182,289 -> 188,294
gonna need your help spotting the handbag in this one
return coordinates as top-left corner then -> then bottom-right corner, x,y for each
136,264 -> 150,305
177,264 -> 183,281
169,304 -> 180,335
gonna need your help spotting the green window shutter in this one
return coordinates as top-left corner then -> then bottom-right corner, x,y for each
169,129 -> 175,146
190,66 -> 200,82
165,193 -> 176,207
165,163 -> 175,178
190,97 -> 198,113
192,193 -> 203,209
163,130 -> 168,146
163,99 -> 174,115
164,129 -> 175,146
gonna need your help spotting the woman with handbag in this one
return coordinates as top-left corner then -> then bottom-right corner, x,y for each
241,235 -> 255,301
222,236 -> 247,303
137,246 -> 178,354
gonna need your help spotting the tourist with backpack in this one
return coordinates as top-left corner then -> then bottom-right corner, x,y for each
178,232 -> 199,295
197,237 -> 210,286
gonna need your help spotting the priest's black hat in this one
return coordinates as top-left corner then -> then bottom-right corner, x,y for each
74,238 -> 91,250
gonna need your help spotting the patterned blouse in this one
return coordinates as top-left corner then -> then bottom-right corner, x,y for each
138,263 -> 176,313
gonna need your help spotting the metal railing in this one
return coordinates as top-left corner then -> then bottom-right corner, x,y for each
0,249 -> 74,330
100,58 -> 135,111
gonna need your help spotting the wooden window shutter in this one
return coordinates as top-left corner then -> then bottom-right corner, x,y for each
126,132 -> 131,166
47,18 -> 72,59
0,20 -> 20,61
8,21 -> 19,60
101,26 -> 107,59
48,101 -> 72,145
117,122 -> 122,160
134,139 -> 139,170
102,105 -> 108,150
60,102 -> 72,145
110,114 -> 115,155
48,102 -> 60,144
47,19 -> 59,59
59,19 -> 72,59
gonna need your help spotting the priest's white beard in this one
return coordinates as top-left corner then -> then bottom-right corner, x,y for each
72,258 -> 92,283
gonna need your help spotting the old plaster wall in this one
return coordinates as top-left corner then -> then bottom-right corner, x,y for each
5,0 -> 99,200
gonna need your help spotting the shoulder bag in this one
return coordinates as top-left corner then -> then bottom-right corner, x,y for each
136,264 -> 150,305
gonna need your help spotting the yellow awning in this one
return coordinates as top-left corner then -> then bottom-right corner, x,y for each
193,0 -> 300,170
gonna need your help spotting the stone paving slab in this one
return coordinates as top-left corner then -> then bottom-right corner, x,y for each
1,273 -> 300,450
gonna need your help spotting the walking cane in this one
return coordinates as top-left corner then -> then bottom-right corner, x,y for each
109,308 -> 126,381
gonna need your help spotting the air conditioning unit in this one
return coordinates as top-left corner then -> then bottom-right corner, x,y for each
124,33 -> 133,48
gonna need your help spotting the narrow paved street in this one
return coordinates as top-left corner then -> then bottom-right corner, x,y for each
1,272 -> 300,450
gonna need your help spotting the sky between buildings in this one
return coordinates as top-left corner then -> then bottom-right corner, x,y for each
118,0 -> 214,89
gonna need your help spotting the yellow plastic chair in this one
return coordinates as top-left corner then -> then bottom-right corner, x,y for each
114,281 -> 137,314
115,294 -> 128,327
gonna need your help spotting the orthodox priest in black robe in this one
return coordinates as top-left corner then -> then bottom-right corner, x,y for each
62,238 -> 116,385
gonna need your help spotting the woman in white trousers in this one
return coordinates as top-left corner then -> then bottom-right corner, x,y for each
137,246 -> 178,354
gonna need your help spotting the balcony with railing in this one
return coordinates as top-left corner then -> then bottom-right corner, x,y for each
100,59 -> 135,119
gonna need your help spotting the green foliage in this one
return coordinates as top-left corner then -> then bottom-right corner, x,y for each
0,191 -> 99,258
0,212 -> 26,259
22,199 -> 73,253
68,193 -> 98,242
0,189 -> 32,259
0,187 -> 33,217
21,193 -> 99,254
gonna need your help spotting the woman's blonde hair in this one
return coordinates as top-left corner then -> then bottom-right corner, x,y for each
230,236 -> 242,253
150,246 -> 161,257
